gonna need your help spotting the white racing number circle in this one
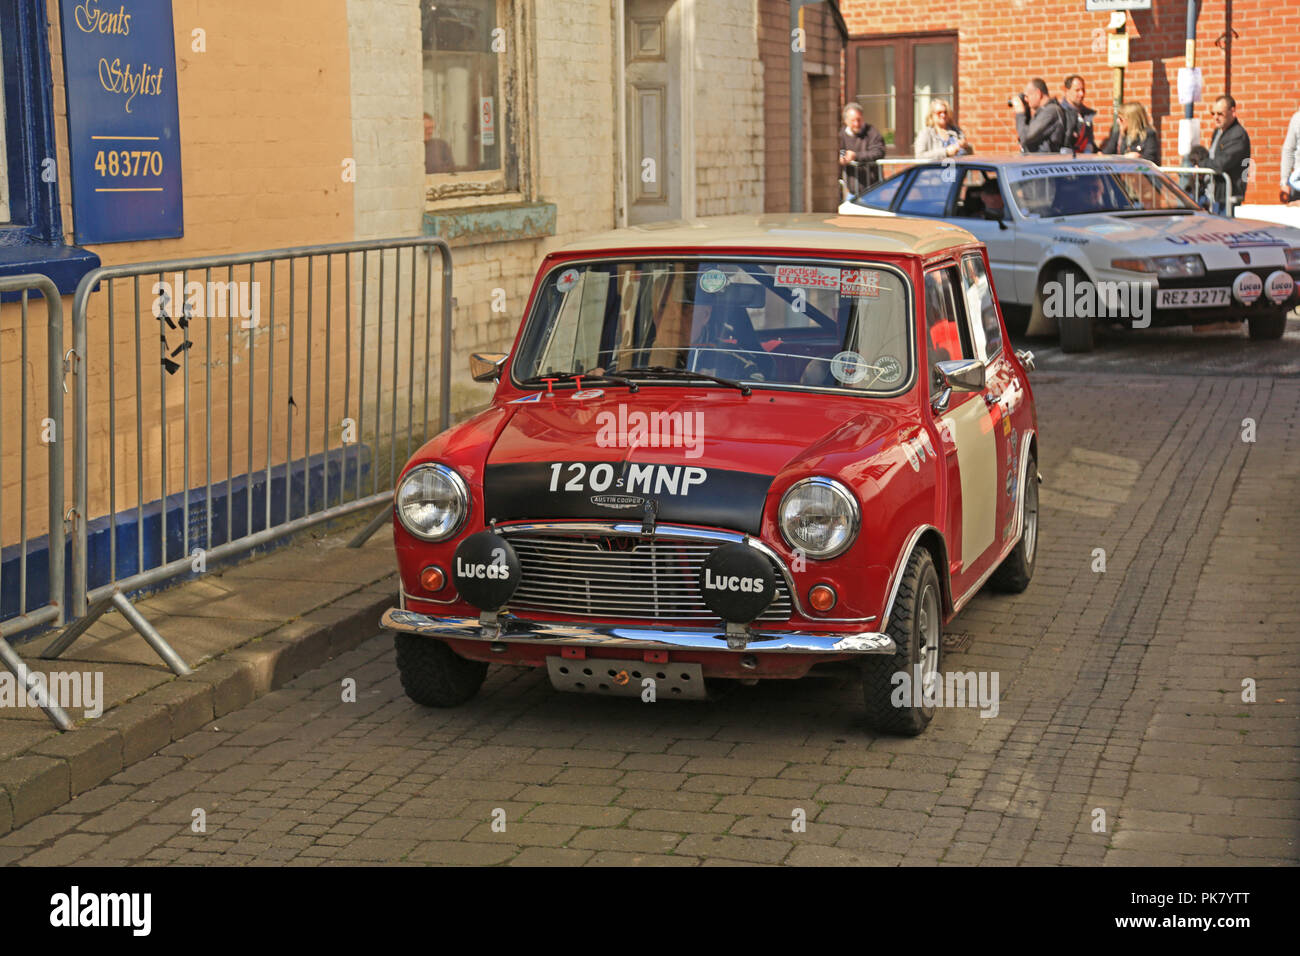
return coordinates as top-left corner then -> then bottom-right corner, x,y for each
829,350 -> 871,385
1232,271 -> 1263,306
1264,270 -> 1295,305
556,268 -> 581,293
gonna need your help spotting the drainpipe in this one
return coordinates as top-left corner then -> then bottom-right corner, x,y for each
790,0 -> 818,212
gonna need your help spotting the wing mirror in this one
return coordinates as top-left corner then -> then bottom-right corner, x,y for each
470,352 -> 508,383
930,358 -> 986,414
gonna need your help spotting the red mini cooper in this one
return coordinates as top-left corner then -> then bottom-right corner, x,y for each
383,214 -> 1040,735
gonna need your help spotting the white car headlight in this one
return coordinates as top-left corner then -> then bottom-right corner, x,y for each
779,477 -> 860,559
395,464 -> 469,541
1151,254 -> 1206,279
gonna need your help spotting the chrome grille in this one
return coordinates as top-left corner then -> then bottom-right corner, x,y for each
505,533 -> 793,622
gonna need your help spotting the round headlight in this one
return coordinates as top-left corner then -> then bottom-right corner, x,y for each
395,464 -> 469,541
779,477 -> 860,559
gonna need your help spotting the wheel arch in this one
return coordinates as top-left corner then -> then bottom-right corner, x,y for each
1027,253 -> 1096,336
882,525 -> 953,630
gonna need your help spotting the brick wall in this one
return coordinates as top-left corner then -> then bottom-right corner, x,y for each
761,0 -> 843,212
840,0 -> 1300,195
694,0 -> 765,216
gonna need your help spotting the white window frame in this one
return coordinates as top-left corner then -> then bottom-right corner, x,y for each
422,0 -> 532,206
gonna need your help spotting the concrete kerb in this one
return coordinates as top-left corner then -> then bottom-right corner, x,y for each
0,539 -> 397,836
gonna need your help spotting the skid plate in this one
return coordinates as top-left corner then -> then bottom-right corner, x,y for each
545,657 -> 707,700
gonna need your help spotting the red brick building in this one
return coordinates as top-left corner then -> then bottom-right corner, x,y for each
839,0 -> 1300,202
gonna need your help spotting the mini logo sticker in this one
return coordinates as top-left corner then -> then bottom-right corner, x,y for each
1263,270 -> 1295,305
830,351 -> 871,384
699,269 -> 728,293
556,268 -> 581,292
1232,271 -> 1263,306
876,355 -> 903,385
571,389 -> 604,401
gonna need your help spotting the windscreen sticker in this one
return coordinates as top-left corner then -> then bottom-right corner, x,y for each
829,351 -> 872,384
774,265 -> 840,290
555,267 -> 581,292
876,355 -> 903,385
699,269 -> 728,293
1005,161 -> 1146,181
839,269 -> 882,297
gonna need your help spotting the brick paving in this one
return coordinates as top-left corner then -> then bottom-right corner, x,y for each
2,371 -> 1296,866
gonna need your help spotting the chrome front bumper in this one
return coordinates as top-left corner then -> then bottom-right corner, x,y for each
381,608 -> 896,655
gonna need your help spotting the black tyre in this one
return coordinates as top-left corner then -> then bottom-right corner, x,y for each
1248,310 -> 1288,340
1052,267 -> 1096,353
862,548 -> 942,736
990,453 -> 1039,593
394,634 -> 487,707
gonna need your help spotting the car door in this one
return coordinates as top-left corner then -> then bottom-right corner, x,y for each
923,264 -> 1000,599
949,168 -> 1019,305
959,251 -> 1018,562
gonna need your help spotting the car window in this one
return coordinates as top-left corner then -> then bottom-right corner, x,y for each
515,259 -> 914,394
960,254 -> 1003,360
898,167 -> 956,217
1007,163 -> 1199,217
923,266 -> 973,397
854,172 -> 906,211
954,168 -> 1005,221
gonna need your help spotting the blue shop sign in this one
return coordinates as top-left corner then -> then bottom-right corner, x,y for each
59,0 -> 183,243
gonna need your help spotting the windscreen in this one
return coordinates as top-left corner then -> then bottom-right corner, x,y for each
1006,162 -> 1199,217
513,259 -> 914,393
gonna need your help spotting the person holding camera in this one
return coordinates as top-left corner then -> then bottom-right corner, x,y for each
914,99 -> 972,160
839,102 -> 886,196
1012,78 -> 1067,153
1280,106 -> 1300,204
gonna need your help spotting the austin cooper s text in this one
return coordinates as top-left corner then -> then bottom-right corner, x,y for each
382,214 -> 1040,734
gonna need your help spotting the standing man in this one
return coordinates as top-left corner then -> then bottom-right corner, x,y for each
1205,95 -> 1251,213
1280,105 -> 1300,204
1012,78 -> 1066,153
1060,75 -> 1097,154
839,102 -> 886,196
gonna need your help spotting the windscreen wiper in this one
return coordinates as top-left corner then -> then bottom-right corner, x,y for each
615,365 -> 751,396
518,371 -> 638,392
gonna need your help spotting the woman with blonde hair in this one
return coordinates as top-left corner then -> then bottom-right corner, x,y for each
914,99 -> 972,160
1101,101 -> 1160,163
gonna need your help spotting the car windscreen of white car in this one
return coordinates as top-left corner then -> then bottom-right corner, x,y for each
513,259 -> 914,394
1007,163 -> 1200,218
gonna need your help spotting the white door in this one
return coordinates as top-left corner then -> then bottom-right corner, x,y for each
624,0 -> 681,225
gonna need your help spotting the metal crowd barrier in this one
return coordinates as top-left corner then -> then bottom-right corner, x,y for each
0,274 -> 73,728
1158,166 -> 1236,217
1,237 -> 452,728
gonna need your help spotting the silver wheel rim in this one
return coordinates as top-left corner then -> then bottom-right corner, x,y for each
1023,469 -> 1039,565
916,580 -> 941,715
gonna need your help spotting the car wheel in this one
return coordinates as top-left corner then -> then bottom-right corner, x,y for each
394,634 -> 488,707
989,453 -> 1038,593
1247,310 -> 1288,340
1051,268 -> 1095,353
862,548 -> 942,737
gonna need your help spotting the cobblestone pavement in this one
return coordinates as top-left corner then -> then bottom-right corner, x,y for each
2,368 -> 1297,866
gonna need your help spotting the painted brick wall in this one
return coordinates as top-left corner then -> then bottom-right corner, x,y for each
694,0 -> 765,216
840,0 -> 1300,196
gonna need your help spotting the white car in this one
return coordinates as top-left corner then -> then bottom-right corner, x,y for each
839,155 -> 1300,352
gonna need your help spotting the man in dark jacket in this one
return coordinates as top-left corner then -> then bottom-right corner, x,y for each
839,102 -> 886,196
1060,75 -> 1097,153
1205,95 -> 1252,212
1013,78 -> 1067,153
